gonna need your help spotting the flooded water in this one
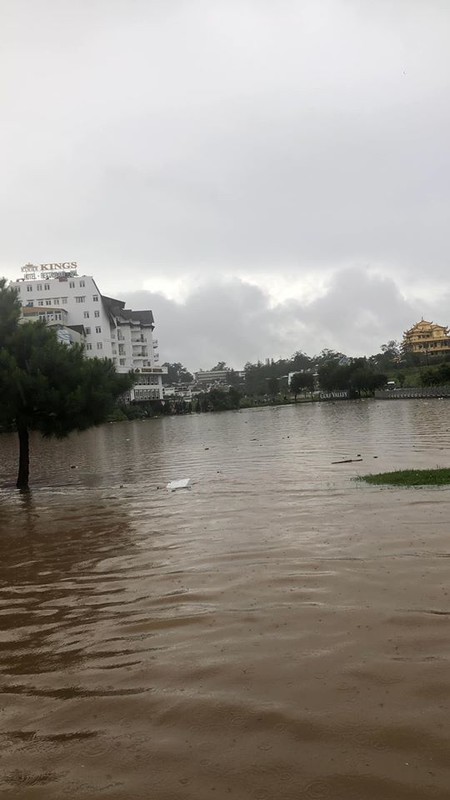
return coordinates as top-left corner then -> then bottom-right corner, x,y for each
0,399 -> 449,799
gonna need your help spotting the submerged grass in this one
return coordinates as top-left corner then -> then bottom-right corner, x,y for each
359,468 -> 450,486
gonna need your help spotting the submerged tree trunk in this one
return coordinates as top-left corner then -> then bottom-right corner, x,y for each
16,424 -> 30,490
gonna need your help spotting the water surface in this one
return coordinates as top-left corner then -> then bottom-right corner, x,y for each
1,400 -> 449,799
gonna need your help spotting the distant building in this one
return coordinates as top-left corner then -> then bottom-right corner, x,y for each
194,368 -> 232,385
403,319 -> 450,357
14,262 -> 167,401
163,385 -> 194,403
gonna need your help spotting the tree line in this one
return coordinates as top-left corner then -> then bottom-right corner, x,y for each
164,337 -> 450,400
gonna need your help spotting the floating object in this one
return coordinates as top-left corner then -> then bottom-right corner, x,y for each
167,478 -> 191,491
332,458 -> 363,464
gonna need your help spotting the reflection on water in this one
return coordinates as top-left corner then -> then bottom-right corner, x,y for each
0,400 -> 450,799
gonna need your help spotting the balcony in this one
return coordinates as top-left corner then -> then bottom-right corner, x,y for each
131,349 -> 148,359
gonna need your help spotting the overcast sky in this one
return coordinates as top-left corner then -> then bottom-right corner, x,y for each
2,0 -> 449,370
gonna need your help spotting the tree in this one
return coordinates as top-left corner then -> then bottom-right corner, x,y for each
0,281 -> 134,490
290,372 -> 314,401
349,367 -> 387,397
290,351 -> 312,372
421,363 -> 450,386
0,278 -> 21,343
314,349 -> 347,366
370,340 -> 401,371
267,377 -> 279,398
227,369 -> 242,388
161,362 -> 193,385
318,358 -> 386,397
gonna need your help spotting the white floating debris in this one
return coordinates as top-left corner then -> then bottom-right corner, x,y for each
167,478 -> 191,491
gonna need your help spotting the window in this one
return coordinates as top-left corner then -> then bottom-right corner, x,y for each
95,326 -> 101,333
75,296 -> 85,303
37,284 -> 42,291
45,300 -> 52,306
86,343 -> 92,351
85,327 -> 91,334
44,284 -> 50,291
26,285 -> 32,292
119,359 -> 126,366
38,300 -> 44,307
97,342 -> 103,350
53,298 -> 60,305
93,295 -> 99,302
79,280 -> 85,287
69,282 -> 75,288
94,310 -> 100,318
83,311 -> 89,318
61,297 -> 68,304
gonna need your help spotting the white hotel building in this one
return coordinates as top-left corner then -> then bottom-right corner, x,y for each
14,263 -> 166,402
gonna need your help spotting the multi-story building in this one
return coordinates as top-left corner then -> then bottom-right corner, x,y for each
403,319 -> 450,357
194,368 -> 232,386
14,262 -> 166,401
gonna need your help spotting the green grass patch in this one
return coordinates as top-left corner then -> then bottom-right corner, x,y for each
359,468 -> 450,486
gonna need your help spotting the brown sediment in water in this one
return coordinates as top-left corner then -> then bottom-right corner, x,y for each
0,400 -> 449,799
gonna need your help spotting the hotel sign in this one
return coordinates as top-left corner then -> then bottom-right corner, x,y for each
21,262 -> 78,280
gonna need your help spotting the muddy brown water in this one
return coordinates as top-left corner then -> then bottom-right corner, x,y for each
0,400 -> 449,799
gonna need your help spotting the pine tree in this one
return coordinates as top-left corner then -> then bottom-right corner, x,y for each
0,279 -> 133,489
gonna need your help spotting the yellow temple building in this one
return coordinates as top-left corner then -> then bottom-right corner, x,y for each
403,319 -> 450,356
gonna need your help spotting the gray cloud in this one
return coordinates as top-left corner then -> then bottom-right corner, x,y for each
1,0 -> 449,356
121,266 -> 419,370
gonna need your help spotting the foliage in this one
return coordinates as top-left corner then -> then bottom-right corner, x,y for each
193,387 -> 241,412
359,468 -> 450,486
0,278 -> 21,344
291,351 -> 314,371
369,340 -> 401,371
244,352 -> 312,396
290,372 -> 314,399
318,357 -> 386,397
420,363 -> 450,386
227,369 -> 243,387
161,361 -> 193,384
2,321 -> 132,436
313,349 -> 346,365
0,279 -> 134,488
267,377 -> 279,397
